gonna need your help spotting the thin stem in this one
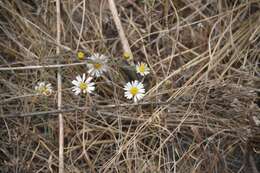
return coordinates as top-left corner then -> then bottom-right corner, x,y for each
56,0 -> 64,172
108,0 -> 133,60
0,62 -> 87,71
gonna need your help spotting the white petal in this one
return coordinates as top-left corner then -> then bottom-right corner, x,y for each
94,53 -> 99,58
88,86 -> 95,92
88,86 -> 95,90
139,89 -> 145,93
134,80 -> 139,87
124,83 -> 131,90
89,71 -> 95,77
136,94 -> 144,100
102,66 -> 108,72
94,71 -> 100,77
86,77 -> 92,83
74,90 -> 81,95
86,56 -> 92,60
72,80 -> 80,86
88,83 -> 95,87
87,63 -> 93,69
38,82 -> 44,87
125,92 -> 133,99
82,73 -> 86,82
76,75 -> 82,82
137,83 -> 143,88
88,68 -> 93,74
133,96 -> 138,103
72,87 -> 79,92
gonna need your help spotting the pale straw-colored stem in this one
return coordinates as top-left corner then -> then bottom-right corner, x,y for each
108,0 -> 133,60
0,62 -> 87,71
56,0 -> 64,172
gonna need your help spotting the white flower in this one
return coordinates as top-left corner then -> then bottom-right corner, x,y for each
87,53 -> 108,77
136,62 -> 150,76
71,73 -> 95,95
124,80 -> 145,102
35,82 -> 53,96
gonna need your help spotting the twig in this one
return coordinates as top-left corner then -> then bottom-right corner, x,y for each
1,109 -> 76,118
108,0 -> 133,60
56,0 -> 64,172
0,94 -> 36,104
0,101 -> 174,118
0,62 -> 87,71
76,0 -> 86,51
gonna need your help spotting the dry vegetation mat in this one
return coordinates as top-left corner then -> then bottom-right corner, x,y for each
0,0 -> 260,172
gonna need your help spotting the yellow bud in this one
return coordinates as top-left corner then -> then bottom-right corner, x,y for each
164,80 -> 172,89
123,52 -> 131,60
77,51 -> 85,60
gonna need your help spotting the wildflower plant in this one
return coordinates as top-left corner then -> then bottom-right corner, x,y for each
87,53 -> 108,77
124,80 -> 145,102
35,82 -> 53,96
71,73 -> 95,95
136,62 -> 150,76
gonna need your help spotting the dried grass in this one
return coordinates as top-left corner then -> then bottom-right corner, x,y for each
0,0 -> 260,172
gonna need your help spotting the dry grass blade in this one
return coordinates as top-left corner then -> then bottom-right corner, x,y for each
108,0 -> 133,61
0,0 -> 260,173
55,0 -> 64,172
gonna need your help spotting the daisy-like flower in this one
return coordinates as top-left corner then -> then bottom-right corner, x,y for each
136,62 -> 150,76
124,80 -> 145,102
71,73 -> 95,95
77,51 -> 85,60
35,82 -> 53,96
87,53 -> 108,77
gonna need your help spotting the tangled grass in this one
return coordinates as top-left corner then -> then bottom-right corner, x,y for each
0,0 -> 260,172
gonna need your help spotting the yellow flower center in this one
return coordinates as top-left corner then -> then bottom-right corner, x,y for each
39,86 -> 46,93
38,87 -> 51,96
93,63 -> 102,69
79,82 -> 88,90
138,64 -> 146,73
77,51 -> 85,60
130,87 -> 139,96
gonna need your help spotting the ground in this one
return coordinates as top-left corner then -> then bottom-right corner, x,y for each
0,0 -> 260,172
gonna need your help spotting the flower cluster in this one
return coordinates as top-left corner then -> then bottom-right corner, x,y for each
35,52 -> 151,103
35,82 -> 53,96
